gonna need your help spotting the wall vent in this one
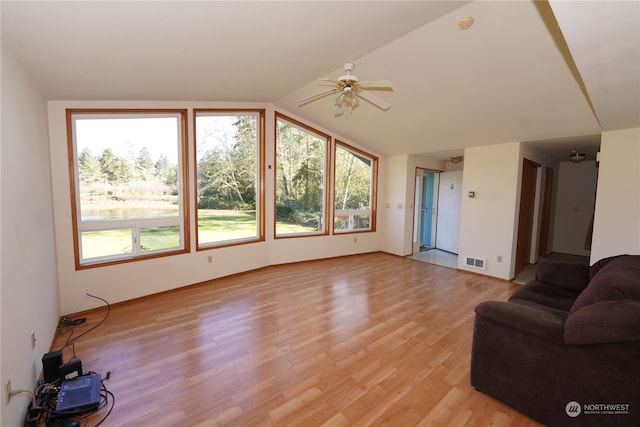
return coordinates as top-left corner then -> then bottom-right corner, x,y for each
465,256 -> 486,270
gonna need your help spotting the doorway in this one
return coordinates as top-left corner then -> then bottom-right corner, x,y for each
411,168 -> 462,268
515,159 -> 541,275
416,170 -> 439,251
538,167 -> 553,257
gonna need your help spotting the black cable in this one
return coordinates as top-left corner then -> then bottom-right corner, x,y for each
65,293 -> 110,347
57,293 -> 111,358
93,379 -> 115,427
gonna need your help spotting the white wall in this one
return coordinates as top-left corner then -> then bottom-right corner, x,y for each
382,143 -> 561,277
1,46 -> 60,426
458,141 -> 559,278
458,142 -> 520,279
551,160 -> 597,256
379,154 -> 446,256
379,155 -> 409,255
591,128 -> 640,262
47,102 -> 383,315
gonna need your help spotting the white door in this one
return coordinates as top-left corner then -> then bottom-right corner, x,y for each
435,171 -> 462,254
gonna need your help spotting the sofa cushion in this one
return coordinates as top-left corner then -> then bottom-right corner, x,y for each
570,255 -> 640,314
475,300 -> 567,343
565,300 -> 640,344
509,280 -> 580,312
565,255 -> 640,344
588,254 -> 622,279
535,260 -> 590,291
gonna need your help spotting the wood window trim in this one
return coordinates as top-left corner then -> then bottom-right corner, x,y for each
333,139 -> 378,234
193,108 -> 266,250
66,108 -> 190,270
274,112 -> 331,239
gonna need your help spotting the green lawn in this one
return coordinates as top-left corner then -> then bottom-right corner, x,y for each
81,209 -> 313,259
198,209 -> 314,242
198,209 -> 258,242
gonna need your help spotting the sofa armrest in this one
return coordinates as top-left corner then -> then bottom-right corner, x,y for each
535,261 -> 590,291
475,300 -> 567,343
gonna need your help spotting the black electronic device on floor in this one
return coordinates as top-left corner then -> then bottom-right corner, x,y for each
59,359 -> 83,381
42,350 -> 63,383
55,373 -> 101,415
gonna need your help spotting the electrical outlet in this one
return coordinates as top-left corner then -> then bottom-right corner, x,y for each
30,331 -> 37,349
207,255 -> 213,264
5,379 -> 11,403
84,289 -> 91,299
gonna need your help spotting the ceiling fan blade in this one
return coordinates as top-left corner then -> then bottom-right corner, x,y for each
357,90 -> 391,111
298,88 -> 339,106
359,80 -> 393,90
317,78 -> 340,88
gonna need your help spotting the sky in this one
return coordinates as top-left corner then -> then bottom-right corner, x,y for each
73,113 -> 253,164
73,114 -> 181,164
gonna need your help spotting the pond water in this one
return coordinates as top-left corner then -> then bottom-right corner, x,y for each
81,208 -> 178,221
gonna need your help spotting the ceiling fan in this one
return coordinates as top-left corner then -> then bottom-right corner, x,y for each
298,62 -> 393,116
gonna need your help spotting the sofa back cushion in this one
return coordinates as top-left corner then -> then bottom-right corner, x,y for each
588,254 -> 622,279
565,255 -> 640,344
536,260 -> 590,291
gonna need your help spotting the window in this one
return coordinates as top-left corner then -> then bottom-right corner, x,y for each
334,141 -> 377,233
68,110 -> 189,268
194,110 -> 264,248
275,113 -> 329,237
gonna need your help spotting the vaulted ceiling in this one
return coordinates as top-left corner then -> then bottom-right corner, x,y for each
2,1 -> 638,161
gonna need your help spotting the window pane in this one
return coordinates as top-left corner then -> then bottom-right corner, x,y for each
275,116 -> 328,236
70,110 -> 186,266
334,142 -> 376,232
195,111 -> 261,247
140,226 -> 181,252
75,115 -> 180,221
81,229 -> 133,259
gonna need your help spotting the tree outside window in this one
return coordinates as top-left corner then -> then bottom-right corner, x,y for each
68,110 -> 188,268
194,110 -> 264,248
275,114 -> 329,237
334,141 -> 377,233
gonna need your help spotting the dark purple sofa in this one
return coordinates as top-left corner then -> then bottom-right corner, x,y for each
471,254 -> 640,426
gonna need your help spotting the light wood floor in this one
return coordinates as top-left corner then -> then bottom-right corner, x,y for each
51,252 -> 542,427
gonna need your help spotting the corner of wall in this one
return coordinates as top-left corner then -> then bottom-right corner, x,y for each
1,43 -> 61,427
591,128 -> 640,262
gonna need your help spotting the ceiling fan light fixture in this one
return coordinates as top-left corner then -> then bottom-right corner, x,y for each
334,91 -> 359,117
299,62 -> 393,116
569,151 -> 585,162
350,93 -> 359,108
